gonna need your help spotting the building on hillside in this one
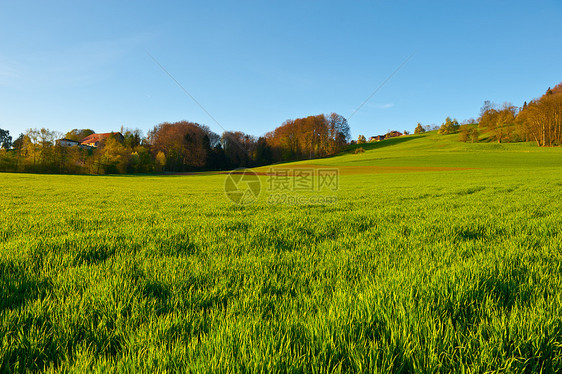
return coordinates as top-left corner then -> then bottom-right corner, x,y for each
370,135 -> 386,142
385,131 -> 403,139
79,132 -> 124,148
56,138 -> 80,147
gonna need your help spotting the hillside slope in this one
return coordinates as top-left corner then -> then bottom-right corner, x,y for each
259,131 -> 562,170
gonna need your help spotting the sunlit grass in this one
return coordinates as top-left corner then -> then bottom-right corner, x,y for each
1,136 -> 561,372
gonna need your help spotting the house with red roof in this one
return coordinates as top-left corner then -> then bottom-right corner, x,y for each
369,135 -> 385,142
79,132 -> 124,148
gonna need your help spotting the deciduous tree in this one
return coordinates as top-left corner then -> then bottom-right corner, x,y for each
0,129 -> 12,149
65,129 -> 95,142
437,117 -> 459,135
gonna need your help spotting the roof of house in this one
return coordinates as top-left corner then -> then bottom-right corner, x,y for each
386,131 -> 403,137
79,132 -> 122,144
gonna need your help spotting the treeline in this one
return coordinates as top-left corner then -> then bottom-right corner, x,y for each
428,82 -> 562,146
473,84 -> 562,145
0,128 -> 150,174
0,112 -> 350,174
265,113 -> 350,160
517,83 -> 562,146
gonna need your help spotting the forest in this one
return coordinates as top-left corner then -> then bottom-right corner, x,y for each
0,113 -> 349,174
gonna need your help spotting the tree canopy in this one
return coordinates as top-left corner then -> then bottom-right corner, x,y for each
437,117 -> 460,135
0,129 -> 12,149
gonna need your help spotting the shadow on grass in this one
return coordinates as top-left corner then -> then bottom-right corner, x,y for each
0,268 -> 50,313
346,134 -> 425,153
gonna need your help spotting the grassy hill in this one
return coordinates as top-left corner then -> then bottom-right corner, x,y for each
1,136 -> 561,372
271,131 -> 562,169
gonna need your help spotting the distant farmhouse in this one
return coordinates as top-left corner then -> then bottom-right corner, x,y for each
56,132 -> 124,149
369,131 -> 404,142
386,130 -> 403,138
79,133 -> 124,148
369,135 -> 385,142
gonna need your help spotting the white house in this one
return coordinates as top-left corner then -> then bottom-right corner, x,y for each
56,138 -> 80,147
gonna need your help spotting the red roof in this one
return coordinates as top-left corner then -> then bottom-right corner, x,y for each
79,133 -> 122,145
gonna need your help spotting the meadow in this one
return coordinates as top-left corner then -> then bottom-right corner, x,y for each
1,132 -> 561,372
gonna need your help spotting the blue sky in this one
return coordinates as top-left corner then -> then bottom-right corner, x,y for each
0,0 -> 560,140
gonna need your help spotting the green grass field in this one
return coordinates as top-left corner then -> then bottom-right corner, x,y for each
1,132 -> 562,373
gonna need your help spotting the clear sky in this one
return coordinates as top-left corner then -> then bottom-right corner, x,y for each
1,0 -> 560,140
